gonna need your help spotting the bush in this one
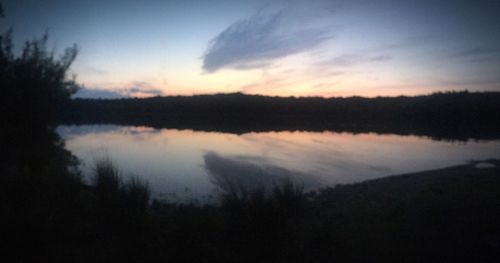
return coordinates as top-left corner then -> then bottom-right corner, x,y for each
0,18 -> 78,130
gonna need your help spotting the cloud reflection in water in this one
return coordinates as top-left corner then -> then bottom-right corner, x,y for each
203,151 -> 320,195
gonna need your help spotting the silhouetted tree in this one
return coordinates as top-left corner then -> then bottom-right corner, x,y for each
0,7 -> 82,260
0,11 -> 78,131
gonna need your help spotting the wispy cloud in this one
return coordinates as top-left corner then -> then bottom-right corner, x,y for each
128,81 -> 164,96
448,46 -> 500,59
84,66 -> 108,76
369,55 -> 393,62
326,54 -> 363,67
128,87 -> 163,96
73,83 -> 164,99
240,76 -> 294,93
73,87 -> 124,99
202,11 -> 332,72
318,53 -> 393,68
368,35 -> 438,53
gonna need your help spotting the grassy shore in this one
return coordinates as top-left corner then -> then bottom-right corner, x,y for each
141,159 -> 500,262
3,158 -> 499,262
307,159 -> 500,262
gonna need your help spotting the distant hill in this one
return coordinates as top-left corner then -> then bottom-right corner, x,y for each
60,91 -> 500,141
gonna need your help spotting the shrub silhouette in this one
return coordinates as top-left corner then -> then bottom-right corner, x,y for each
0,8 -> 83,260
0,22 -> 78,131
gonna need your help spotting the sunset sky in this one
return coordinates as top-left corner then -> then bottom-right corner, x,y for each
2,0 -> 500,98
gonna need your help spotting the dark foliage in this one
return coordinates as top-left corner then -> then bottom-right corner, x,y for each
0,27 -> 77,131
62,91 -> 500,141
0,12 -> 81,260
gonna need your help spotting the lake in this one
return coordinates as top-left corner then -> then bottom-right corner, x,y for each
57,125 -> 500,203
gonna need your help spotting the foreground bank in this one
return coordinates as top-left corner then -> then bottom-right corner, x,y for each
3,155 -> 498,262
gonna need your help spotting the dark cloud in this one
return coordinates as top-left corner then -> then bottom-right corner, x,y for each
448,47 -> 500,59
202,11 -> 331,72
72,87 -> 124,99
73,86 -> 164,99
128,86 -> 163,95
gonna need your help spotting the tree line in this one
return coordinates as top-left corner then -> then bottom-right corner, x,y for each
62,91 -> 500,141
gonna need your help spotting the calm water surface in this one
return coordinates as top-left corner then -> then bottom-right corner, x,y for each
57,125 -> 500,202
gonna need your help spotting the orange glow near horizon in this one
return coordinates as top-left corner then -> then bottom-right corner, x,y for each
75,52 -> 499,99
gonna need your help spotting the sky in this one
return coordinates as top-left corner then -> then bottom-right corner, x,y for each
2,0 -> 500,98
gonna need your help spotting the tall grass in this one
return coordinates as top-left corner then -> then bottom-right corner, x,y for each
219,178 -> 305,212
93,158 -> 150,213
124,176 -> 150,212
219,178 -> 306,260
94,158 -> 121,196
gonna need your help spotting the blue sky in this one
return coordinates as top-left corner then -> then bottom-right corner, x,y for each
2,0 -> 500,97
